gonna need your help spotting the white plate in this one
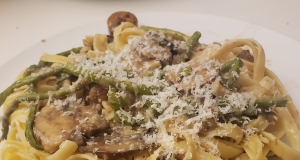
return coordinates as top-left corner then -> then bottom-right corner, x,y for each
1,12 -> 300,128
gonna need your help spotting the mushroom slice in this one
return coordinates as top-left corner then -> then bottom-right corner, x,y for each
237,50 -> 254,62
34,104 -> 82,153
86,84 -> 108,105
34,104 -> 108,153
107,11 -> 138,35
76,105 -> 108,137
78,132 -> 145,159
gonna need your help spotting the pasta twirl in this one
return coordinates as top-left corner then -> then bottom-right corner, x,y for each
0,12 -> 300,160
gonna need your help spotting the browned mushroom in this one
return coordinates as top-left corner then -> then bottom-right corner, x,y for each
107,35 -> 114,43
78,132 -> 145,159
107,11 -> 138,35
34,104 -> 108,153
76,105 -> 108,137
237,50 -> 254,62
175,154 -> 185,160
86,84 -> 108,105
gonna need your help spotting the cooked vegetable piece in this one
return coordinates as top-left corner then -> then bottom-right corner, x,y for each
243,96 -> 288,116
179,66 -> 192,77
78,132 -> 145,159
255,96 -> 288,107
1,78 -> 87,140
0,66 -> 64,106
140,25 -> 187,41
217,96 -> 288,116
108,88 -> 139,125
34,104 -> 108,153
107,11 -> 138,35
220,58 -> 244,90
23,47 -> 82,76
114,112 -> 138,125
237,50 -> 254,62
56,47 -> 82,57
86,84 -> 108,105
34,104 -> 81,153
23,64 -> 40,77
179,31 -> 201,61
76,105 -> 108,137
64,62 -> 158,95
25,103 -> 44,150
107,35 -> 114,43
108,88 -> 134,111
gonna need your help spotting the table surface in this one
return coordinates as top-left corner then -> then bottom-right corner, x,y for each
1,0 -> 300,67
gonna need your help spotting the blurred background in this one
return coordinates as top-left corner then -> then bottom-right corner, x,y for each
1,0 -> 300,66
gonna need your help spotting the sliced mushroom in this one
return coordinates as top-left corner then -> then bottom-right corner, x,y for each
107,35 -> 114,43
78,132 -> 145,159
34,104 -> 108,153
76,105 -> 108,137
139,32 -> 172,62
86,84 -> 108,105
34,104 -> 82,153
237,50 -> 254,62
107,11 -> 138,35
175,154 -> 185,160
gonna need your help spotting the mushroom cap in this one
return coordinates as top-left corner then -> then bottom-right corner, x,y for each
78,132 -> 145,159
107,11 -> 138,35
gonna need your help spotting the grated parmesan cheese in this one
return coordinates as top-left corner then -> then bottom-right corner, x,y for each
56,30 -> 273,158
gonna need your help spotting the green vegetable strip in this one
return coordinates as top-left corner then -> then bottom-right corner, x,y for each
108,88 -> 130,111
25,103 -> 43,150
179,66 -> 192,77
179,31 -> 201,61
243,97 -> 288,116
108,88 -> 137,125
1,79 -> 87,140
218,96 -> 288,116
255,96 -> 288,107
220,58 -> 239,73
23,47 -> 82,76
23,65 -> 40,77
56,47 -> 82,57
0,66 -> 64,106
64,62 -> 157,95
220,58 -> 244,90
140,26 -> 187,41
114,112 -> 137,125
1,100 -> 19,140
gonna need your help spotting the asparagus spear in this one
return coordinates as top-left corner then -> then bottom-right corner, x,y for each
179,66 -> 192,77
25,103 -> 43,150
1,79 -> 88,140
140,26 -> 187,41
64,62 -> 158,95
108,88 -> 139,125
255,96 -> 288,107
114,112 -> 138,125
56,47 -> 82,57
108,89 -> 158,125
23,65 -> 40,77
179,31 -> 201,61
0,66 -> 64,106
23,47 -> 82,76
217,96 -> 288,116
243,97 -> 288,116
220,58 -> 244,90
108,88 -> 135,111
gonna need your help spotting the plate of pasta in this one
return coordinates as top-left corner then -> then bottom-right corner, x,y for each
0,12 -> 300,160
